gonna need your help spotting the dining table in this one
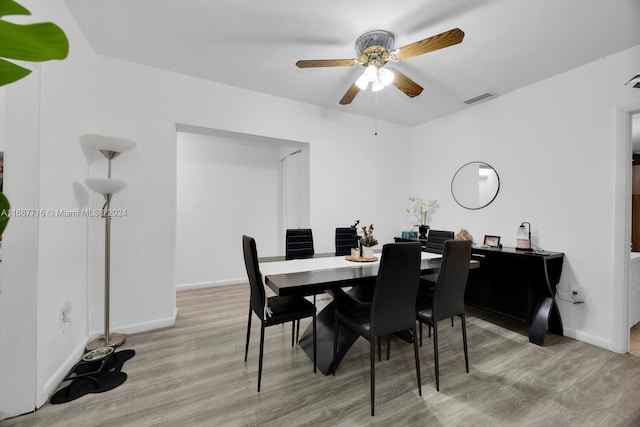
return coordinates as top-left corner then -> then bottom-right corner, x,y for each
260,249 -> 477,375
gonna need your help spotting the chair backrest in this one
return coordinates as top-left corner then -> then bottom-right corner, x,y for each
432,240 -> 473,321
285,228 -> 315,260
242,235 -> 267,320
335,227 -> 358,256
424,229 -> 455,254
370,242 -> 423,336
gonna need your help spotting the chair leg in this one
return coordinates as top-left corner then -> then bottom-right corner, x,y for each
451,317 -> 454,327
296,319 -> 301,344
386,335 -> 391,361
370,338 -> 375,416
377,336 -> 382,361
333,311 -> 339,376
433,322 -> 440,392
312,295 -> 317,373
313,312 -> 317,374
413,327 -> 422,396
419,321 -> 423,347
461,314 -> 469,373
258,324 -> 265,392
244,308 -> 252,362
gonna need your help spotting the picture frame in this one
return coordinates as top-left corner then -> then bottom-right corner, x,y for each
483,235 -> 501,248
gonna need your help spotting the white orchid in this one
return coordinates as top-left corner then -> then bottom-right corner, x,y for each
407,197 -> 438,225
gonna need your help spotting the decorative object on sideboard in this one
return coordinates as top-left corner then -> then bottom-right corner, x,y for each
455,228 -> 473,241
407,197 -> 438,239
401,231 -> 419,240
418,225 -> 430,240
82,134 -> 136,352
483,235 -> 501,248
359,223 -> 378,259
516,221 -> 532,251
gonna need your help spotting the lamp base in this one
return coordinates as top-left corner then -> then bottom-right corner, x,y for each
86,332 -> 126,351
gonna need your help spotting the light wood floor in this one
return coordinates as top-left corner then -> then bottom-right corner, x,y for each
630,324 -> 640,357
6,285 -> 640,427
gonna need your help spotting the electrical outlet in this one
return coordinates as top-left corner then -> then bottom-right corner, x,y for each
571,288 -> 584,304
61,301 -> 72,328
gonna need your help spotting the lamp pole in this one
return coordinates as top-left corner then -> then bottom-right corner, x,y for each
86,150 -> 126,351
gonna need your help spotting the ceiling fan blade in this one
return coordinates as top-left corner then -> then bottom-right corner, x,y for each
394,28 -> 464,61
390,69 -> 423,98
339,83 -> 360,105
296,59 -> 358,68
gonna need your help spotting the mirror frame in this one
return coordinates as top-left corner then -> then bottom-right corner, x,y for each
451,161 -> 500,210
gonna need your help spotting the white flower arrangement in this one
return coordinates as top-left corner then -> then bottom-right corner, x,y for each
407,197 -> 438,226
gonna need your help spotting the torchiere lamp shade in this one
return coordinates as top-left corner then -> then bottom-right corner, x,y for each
81,134 -> 136,155
85,178 -> 126,195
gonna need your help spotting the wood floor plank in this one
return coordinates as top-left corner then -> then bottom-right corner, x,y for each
5,285 -> 640,426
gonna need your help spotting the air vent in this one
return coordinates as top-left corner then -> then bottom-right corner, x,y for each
464,91 -> 497,105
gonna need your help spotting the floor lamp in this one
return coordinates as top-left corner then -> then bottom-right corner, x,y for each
82,134 -> 135,351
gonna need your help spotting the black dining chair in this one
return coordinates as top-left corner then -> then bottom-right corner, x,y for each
242,235 -> 317,392
419,229 -> 455,326
333,242 -> 423,416
285,228 -> 315,260
335,227 -> 359,256
423,229 -> 455,254
416,239 -> 472,391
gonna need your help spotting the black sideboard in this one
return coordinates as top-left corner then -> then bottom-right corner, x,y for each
394,237 -> 564,346
466,245 -> 564,346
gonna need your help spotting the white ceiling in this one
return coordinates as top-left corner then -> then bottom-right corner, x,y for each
63,0 -> 640,127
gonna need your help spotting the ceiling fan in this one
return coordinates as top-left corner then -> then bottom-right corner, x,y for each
296,28 -> 464,105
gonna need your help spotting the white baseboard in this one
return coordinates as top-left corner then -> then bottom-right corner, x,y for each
88,308 -> 178,340
562,327 -> 613,352
39,309 -> 179,410
175,278 -> 245,291
39,340 -> 87,408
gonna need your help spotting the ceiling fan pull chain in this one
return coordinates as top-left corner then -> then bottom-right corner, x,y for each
374,91 -> 379,135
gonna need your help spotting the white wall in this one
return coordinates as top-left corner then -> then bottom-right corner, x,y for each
86,54 -> 412,347
175,132 -> 284,288
0,0 -> 96,418
410,43 -> 640,351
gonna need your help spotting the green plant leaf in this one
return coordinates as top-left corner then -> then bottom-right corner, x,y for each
0,20 -> 68,61
0,0 -> 69,87
0,57 -> 31,86
0,0 -> 30,18
0,192 -> 10,236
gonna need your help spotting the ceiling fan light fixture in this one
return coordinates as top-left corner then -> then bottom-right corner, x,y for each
356,64 -> 394,92
378,67 -> 394,86
364,64 -> 377,80
296,27 -> 464,105
355,73 -> 369,90
371,78 -> 384,92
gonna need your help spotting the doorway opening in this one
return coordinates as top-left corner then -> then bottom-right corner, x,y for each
174,124 -> 309,291
630,112 -> 640,356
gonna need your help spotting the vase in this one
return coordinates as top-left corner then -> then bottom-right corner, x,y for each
362,246 -> 375,259
419,225 -> 430,240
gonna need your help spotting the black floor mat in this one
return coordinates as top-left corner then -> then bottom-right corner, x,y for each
50,349 -> 135,404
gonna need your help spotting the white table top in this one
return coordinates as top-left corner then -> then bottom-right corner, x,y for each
260,251 -> 441,280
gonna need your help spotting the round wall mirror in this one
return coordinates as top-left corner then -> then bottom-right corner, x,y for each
451,161 -> 500,210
